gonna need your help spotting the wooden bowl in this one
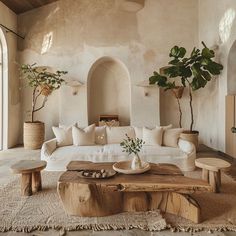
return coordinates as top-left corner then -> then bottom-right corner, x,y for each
77,169 -> 116,179
113,161 -> 150,174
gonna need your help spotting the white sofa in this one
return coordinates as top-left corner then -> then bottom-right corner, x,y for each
41,126 -> 196,171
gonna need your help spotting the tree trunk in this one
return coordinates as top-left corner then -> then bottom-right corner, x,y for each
189,86 -> 194,132
176,97 -> 182,128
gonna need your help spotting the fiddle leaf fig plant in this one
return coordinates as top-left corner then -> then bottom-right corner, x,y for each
21,63 -> 67,122
149,41 -> 223,132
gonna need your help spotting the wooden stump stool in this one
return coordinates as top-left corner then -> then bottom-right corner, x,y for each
11,160 -> 47,196
195,158 -> 231,193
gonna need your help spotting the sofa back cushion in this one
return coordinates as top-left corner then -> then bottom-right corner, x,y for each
143,127 -> 163,146
134,124 -> 172,140
106,126 -> 135,144
52,124 -> 74,147
163,128 -> 184,147
95,126 -> 107,145
72,124 -> 96,146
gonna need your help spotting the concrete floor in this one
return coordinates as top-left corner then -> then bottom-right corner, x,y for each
0,146 -> 235,236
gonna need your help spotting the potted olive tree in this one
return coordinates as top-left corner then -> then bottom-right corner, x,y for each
21,63 -> 67,149
149,42 -> 223,148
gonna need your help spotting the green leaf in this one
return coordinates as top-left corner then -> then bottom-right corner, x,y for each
202,47 -> 215,59
178,47 -> 186,58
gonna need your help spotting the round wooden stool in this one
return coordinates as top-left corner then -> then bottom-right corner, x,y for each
195,158 -> 231,193
11,160 -> 47,196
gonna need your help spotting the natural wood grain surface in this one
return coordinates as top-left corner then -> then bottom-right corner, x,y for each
67,161 -> 183,176
58,161 -> 212,223
195,158 -> 231,172
11,160 -> 47,174
21,173 -> 32,196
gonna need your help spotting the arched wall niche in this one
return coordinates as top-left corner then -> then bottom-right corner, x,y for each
0,28 -> 8,150
87,56 -> 131,126
228,40 -> 236,94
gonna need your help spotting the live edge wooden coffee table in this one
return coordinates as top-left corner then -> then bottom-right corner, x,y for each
58,161 -> 212,223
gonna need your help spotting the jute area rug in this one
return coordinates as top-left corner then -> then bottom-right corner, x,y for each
0,171 -> 166,233
0,170 -> 236,233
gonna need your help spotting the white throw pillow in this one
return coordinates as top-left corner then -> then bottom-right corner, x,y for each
134,127 -> 143,139
95,126 -> 107,145
163,128 -> 184,147
143,127 -> 163,146
106,126 -> 135,144
157,124 -> 173,130
134,125 -> 172,140
72,124 -> 96,146
52,125 -> 73,147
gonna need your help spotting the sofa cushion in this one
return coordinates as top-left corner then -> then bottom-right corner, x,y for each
52,125 -> 73,147
95,126 -> 107,145
134,124 -> 172,140
72,124 -> 96,146
163,128 -> 184,147
143,127 -> 163,146
106,126 -> 135,144
103,144 -> 125,156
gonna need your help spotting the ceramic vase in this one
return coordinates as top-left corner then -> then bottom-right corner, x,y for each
131,154 -> 142,170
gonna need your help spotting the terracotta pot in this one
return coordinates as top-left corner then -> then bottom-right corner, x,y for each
171,86 -> 184,99
180,130 -> 199,150
24,122 -> 45,150
41,84 -> 52,96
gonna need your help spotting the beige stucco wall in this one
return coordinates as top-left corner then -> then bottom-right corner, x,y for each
0,2 -> 20,148
88,57 -> 131,126
18,0 -> 199,141
198,0 -> 236,151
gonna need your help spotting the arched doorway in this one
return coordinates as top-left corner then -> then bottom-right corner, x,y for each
87,57 -> 131,126
0,28 -> 8,150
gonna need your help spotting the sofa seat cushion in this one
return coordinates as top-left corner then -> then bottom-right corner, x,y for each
142,145 -> 186,159
103,144 -> 124,156
49,145 -> 104,161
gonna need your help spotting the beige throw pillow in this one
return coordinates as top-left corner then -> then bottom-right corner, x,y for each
135,125 -> 172,140
95,126 -> 107,145
143,127 -> 163,146
106,126 -> 135,144
52,125 -> 73,147
72,124 -> 96,146
134,127 -> 143,139
163,128 -> 184,147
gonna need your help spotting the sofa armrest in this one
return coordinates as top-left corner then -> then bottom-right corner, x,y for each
41,138 -> 57,159
178,138 -> 196,154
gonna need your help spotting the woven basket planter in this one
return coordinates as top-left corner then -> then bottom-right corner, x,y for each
24,122 -> 45,150
171,86 -> 184,99
180,131 -> 199,151
41,85 -> 52,96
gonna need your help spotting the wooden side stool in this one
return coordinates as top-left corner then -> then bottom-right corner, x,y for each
11,160 -> 47,196
195,158 -> 231,193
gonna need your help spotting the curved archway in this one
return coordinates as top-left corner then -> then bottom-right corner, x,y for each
0,28 -> 8,150
87,57 -> 131,126
228,40 -> 236,94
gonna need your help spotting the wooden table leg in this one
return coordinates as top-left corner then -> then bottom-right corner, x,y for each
202,169 -> 209,182
217,170 -> 221,187
21,173 -> 32,196
209,171 -> 220,193
32,171 -> 42,192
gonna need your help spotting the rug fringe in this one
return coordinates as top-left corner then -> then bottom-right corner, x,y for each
1,223 -> 236,233
0,222 -> 166,233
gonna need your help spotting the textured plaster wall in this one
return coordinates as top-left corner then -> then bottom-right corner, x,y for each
0,2 -> 20,148
199,0 -> 236,151
88,58 -> 131,126
18,0 -> 199,141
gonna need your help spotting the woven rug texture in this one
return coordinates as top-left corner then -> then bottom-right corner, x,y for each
0,170 -> 236,233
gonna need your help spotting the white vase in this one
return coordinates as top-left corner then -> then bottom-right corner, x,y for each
131,154 -> 142,170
